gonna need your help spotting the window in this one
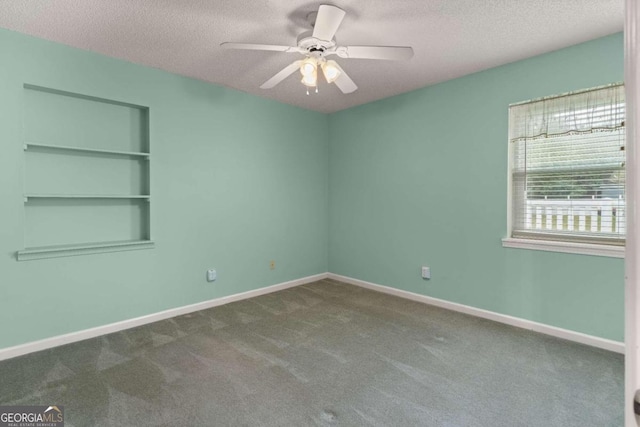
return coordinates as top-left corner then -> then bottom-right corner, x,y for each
503,84 -> 625,257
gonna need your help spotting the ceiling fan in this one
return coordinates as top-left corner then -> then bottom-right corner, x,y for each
221,5 -> 414,95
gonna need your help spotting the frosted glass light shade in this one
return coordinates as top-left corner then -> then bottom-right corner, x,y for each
321,60 -> 341,83
300,58 -> 317,77
301,71 -> 318,87
300,57 -> 318,87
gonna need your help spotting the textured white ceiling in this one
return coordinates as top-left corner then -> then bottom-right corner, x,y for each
0,1 -> 624,113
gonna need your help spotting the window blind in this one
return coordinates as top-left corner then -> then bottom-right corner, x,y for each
510,84 -> 625,245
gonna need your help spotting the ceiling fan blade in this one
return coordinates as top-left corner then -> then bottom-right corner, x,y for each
260,61 -> 302,89
221,42 -> 299,53
336,45 -> 414,61
312,5 -> 346,41
333,65 -> 357,94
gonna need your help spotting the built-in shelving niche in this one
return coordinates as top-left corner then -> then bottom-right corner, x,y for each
17,84 -> 153,261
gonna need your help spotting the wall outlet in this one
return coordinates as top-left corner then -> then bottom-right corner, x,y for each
421,266 -> 431,280
206,269 -> 217,282
269,260 -> 275,270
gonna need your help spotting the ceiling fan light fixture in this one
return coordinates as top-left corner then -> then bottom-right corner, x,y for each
321,60 -> 341,83
223,5 -> 412,94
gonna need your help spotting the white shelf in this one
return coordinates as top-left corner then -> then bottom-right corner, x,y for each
20,85 -> 152,261
25,142 -> 149,158
17,240 -> 155,261
24,194 -> 150,201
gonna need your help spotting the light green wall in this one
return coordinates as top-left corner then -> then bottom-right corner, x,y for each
0,28 -> 625,350
0,28 -> 329,349
328,33 -> 625,341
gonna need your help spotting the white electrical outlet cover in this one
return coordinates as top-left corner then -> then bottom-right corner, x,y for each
207,269 -> 217,282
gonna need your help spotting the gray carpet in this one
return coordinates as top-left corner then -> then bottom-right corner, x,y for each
0,279 -> 623,426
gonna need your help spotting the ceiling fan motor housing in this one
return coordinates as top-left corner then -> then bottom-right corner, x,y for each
297,30 -> 335,57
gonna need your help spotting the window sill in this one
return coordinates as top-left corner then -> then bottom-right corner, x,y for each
501,237 -> 624,258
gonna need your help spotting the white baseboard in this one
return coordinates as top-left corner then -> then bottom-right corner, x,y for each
327,273 -> 625,354
0,273 -> 329,362
0,271 -> 623,361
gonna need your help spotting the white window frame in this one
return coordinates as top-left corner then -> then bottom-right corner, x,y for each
502,85 -> 625,258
